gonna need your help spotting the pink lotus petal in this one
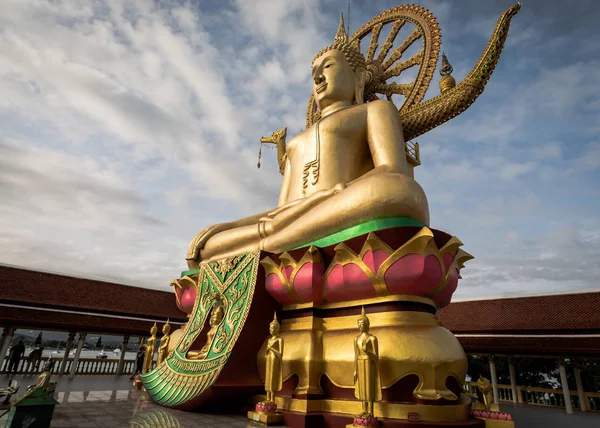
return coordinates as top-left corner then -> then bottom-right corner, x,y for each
433,268 -> 459,308
324,264 -> 378,302
362,249 -> 390,273
294,262 -> 324,303
265,274 -> 296,305
384,254 -> 442,295
180,287 -> 197,314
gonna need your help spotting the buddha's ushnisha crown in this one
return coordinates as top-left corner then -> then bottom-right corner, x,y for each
270,312 -> 280,329
312,13 -> 366,73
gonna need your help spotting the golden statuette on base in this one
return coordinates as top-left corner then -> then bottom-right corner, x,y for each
142,323 -> 158,374
248,312 -> 284,425
349,308 -> 382,427
476,375 -> 494,411
156,319 -> 171,366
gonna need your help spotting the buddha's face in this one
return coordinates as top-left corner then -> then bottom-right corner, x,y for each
210,308 -> 223,326
269,323 -> 279,336
357,318 -> 369,332
312,49 -> 356,109
163,324 -> 170,334
151,326 -> 158,335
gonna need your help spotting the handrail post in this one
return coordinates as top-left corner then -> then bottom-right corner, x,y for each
516,386 -> 523,404
118,335 -> 130,375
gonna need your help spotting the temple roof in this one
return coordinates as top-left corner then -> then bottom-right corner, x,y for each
437,291 -> 600,335
0,264 -> 186,335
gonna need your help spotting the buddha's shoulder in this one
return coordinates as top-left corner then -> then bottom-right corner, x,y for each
286,128 -> 310,153
366,99 -> 398,116
335,100 -> 397,117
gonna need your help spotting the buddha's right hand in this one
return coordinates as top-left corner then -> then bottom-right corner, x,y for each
186,223 -> 230,264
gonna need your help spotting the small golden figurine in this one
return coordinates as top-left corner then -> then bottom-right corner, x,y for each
476,375 -> 493,411
187,302 -> 224,360
248,313 -> 284,425
143,323 -> 158,373
157,319 -> 171,365
264,312 -> 284,403
350,308 -> 381,428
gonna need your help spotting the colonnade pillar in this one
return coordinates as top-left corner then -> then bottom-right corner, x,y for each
508,356 -> 518,404
557,357 -> 573,414
489,355 -> 499,405
574,359 -> 587,412
59,331 -> 76,375
69,332 -> 87,380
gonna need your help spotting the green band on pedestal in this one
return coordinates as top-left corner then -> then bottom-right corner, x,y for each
294,217 -> 427,249
180,269 -> 200,278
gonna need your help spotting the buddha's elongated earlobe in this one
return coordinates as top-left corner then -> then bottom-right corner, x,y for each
354,67 -> 366,104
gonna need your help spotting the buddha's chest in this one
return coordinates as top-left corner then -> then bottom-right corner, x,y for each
290,114 -> 367,159
286,111 -> 371,196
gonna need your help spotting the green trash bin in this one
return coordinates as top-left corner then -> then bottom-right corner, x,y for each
4,387 -> 58,428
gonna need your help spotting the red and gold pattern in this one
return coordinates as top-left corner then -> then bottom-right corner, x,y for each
260,227 -> 472,309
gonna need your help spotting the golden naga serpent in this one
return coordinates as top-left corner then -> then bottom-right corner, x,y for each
305,3 -> 522,142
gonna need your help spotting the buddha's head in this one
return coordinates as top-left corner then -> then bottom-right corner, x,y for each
210,304 -> 225,327
150,323 -> 158,336
269,312 -> 280,336
357,307 -> 370,332
162,319 -> 171,335
312,13 -> 366,111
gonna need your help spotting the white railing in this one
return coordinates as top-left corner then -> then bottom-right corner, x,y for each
1,356 -> 136,376
465,381 -> 600,412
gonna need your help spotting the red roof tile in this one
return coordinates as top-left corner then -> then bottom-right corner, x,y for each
0,265 -> 185,322
457,336 -> 600,357
437,292 -> 600,334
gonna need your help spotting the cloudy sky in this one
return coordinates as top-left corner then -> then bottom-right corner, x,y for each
1,0 -> 599,299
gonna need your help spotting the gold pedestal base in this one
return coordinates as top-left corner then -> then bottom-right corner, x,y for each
258,302 -> 468,402
253,394 -> 471,421
247,410 -> 284,425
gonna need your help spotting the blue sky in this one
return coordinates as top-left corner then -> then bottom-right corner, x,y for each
1,0 -> 599,298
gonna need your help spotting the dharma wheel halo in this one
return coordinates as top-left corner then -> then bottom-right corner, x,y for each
306,4 -> 441,129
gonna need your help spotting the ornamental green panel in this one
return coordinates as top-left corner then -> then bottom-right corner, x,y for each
141,251 -> 260,407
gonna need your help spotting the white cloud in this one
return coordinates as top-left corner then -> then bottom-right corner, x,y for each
499,162 -> 537,180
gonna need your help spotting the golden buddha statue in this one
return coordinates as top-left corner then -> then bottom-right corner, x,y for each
264,313 -> 284,403
157,319 -> 171,365
151,3 -> 522,419
476,375 -> 493,411
186,14 -> 429,268
187,303 -> 225,360
143,323 -> 158,373
354,308 -> 381,419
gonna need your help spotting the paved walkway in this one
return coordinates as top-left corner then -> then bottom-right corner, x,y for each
500,403 -> 600,428
2,375 -> 599,427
